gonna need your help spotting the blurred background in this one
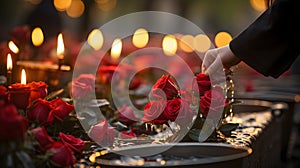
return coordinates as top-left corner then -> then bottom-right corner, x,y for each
0,0 -> 264,41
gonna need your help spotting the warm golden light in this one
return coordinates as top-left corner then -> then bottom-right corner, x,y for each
21,69 -> 26,85
214,31 -> 232,48
179,35 -> 194,53
57,33 -> 65,59
132,28 -> 149,48
54,0 -> 72,11
194,34 -> 211,52
162,35 -> 177,56
31,27 -> 44,46
96,0 -> 117,12
66,0 -> 85,18
110,38 -> 122,60
250,0 -> 267,12
88,29 -> 104,50
7,53 -> 12,71
8,41 -> 19,54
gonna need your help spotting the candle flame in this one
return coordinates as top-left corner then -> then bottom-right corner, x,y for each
31,27 -> 44,46
21,69 -> 26,85
8,41 -> 19,54
57,33 -> 65,59
110,38 -> 122,60
7,53 -> 12,71
162,35 -> 177,56
132,28 -> 149,48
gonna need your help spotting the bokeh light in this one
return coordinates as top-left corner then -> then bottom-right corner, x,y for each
179,35 -> 194,53
194,34 -> 211,52
250,0 -> 268,12
31,27 -> 44,47
132,28 -> 149,48
162,35 -> 177,56
54,0 -> 72,11
88,29 -> 104,50
66,0 -> 85,18
214,31 -> 232,48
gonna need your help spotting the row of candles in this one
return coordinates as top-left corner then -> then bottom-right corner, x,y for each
5,32 -> 66,86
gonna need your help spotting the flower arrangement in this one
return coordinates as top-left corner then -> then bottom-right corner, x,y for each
0,81 -> 87,168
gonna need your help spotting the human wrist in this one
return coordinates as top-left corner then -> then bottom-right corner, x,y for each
219,45 -> 241,69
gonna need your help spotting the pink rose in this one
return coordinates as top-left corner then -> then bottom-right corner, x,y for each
71,74 -> 96,99
194,73 -> 211,96
27,98 -> 52,124
89,120 -> 116,146
118,105 -> 138,125
200,87 -> 229,118
59,132 -> 85,153
30,127 -> 54,151
48,142 -> 75,167
142,101 -> 168,125
175,100 -> 196,126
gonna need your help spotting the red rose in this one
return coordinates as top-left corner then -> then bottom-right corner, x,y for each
47,98 -> 74,123
8,83 -> 31,109
200,87 -> 229,118
142,100 -> 168,125
89,120 -> 116,146
152,75 -> 179,100
59,132 -> 85,153
119,130 -> 136,139
194,73 -> 211,96
0,86 -> 8,104
164,98 -> 181,122
30,127 -> 54,151
27,98 -> 52,124
98,66 -> 119,84
129,77 -> 141,90
71,74 -> 96,99
118,105 -> 138,125
175,100 -> 196,126
0,104 -> 28,141
48,142 -> 75,167
28,81 -> 48,101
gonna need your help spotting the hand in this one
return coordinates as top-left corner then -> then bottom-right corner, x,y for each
202,45 -> 241,74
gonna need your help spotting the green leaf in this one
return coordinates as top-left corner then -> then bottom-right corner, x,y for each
44,89 -> 64,101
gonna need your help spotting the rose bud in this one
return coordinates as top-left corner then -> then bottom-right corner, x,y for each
163,98 -> 181,122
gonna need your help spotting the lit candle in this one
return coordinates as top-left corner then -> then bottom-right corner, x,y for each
8,68 -> 31,109
162,35 -> 177,56
110,38 -> 122,62
7,53 -> 13,85
57,33 -> 65,69
21,69 -> 26,85
8,41 -> 19,54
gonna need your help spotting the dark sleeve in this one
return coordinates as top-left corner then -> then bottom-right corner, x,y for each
229,0 -> 300,78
